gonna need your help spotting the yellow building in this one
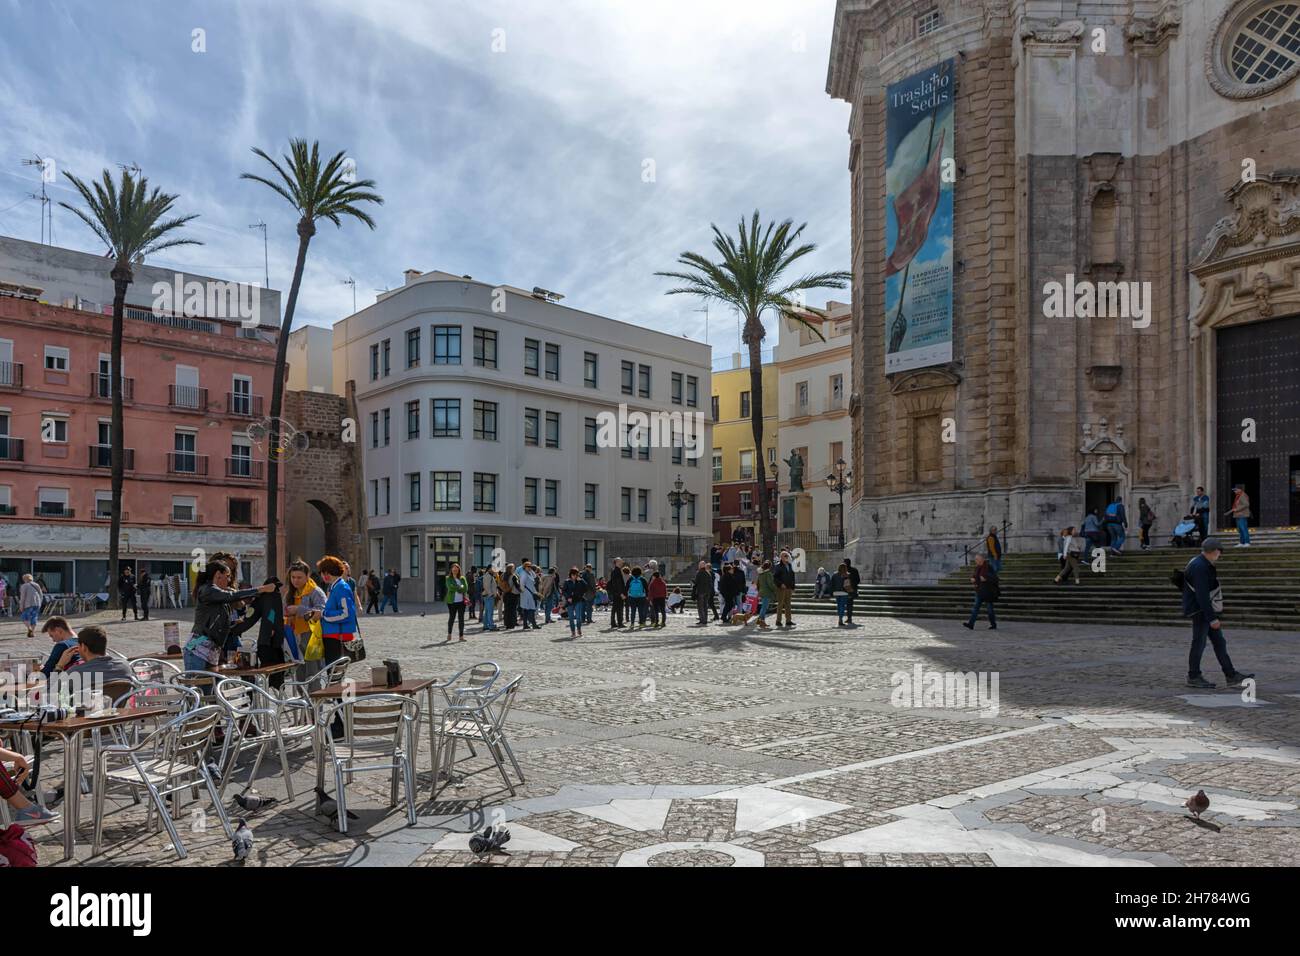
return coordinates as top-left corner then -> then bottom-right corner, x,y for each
710,354 -> 778,543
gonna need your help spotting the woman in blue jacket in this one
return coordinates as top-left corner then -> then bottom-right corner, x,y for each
317,555 -> 358,666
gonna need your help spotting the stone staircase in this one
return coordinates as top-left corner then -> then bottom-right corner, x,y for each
789,539 -> 1300,631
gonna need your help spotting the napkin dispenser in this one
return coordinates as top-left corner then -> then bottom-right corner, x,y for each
384,659 -> 402,687
370,664 -> 388,687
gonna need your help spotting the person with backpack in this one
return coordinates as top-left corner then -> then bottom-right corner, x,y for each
1179,537 -> 1253,689
963,554 -> 998,629
625,566 -> 648,629
1138,498 -> 1156,551
1104,497 -> 1128,554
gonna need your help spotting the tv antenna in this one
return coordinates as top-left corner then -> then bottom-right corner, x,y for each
20,156 -> 52,244
249,221 -> 268,287
341,276 -> 356,313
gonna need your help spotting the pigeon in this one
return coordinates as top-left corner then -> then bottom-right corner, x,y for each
467,826 -> 511,861
234,789 -> 278,813
1185,790 -> 1210,818
231,819 -> 254,863
314,786 -> 358,820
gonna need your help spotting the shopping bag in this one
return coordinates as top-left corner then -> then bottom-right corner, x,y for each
304,620 -> 324,661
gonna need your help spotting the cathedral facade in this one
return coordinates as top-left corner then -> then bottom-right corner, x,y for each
827,0 -> 1300,579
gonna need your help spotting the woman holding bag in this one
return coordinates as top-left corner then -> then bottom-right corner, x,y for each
317,555 -> 359,666
444,563 -> 470,642
285,560 -> 326,676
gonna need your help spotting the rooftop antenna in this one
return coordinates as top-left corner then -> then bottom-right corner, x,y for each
694,304 -> 709,345
116,162 -> 143,176
341,276 -> 357,313
249,221 -> 268,287
20,156 -> 52,245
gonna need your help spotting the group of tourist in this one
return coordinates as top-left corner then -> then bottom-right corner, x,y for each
359,568 -> 402,615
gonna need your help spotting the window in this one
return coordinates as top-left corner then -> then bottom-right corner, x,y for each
621,487 -> 632,522
796,381 -> 809,411
382,339 -> 391,377
782,497 -> 796,530
473,400 -> 497,440
711,395 -> 719,421
473,534 -> 498,569
406,328 -> 420,368
712,492 -> 720,517
95,491 -> 113,519
174,431 -> 197,472
739,490 -> 752,513
432,471 -> 461,511
584,483 -> 598,519
671,372 -> 683,405
38,487 -> 70,516
370,479 -> 379,516
382,408 -> 391,446
524,477 -> 538,515
583,540 -> 599,570
739,449 -> 754,480
524,408 -> 540,446
621,425 -> 633,459
474,473 -> 497,512
370,411 -> 380,448
172,495 -> 197,523
534,537 -> 552,570
768,446 -> 777,466
829,502 -> 842,534
545,479 -> 559,517
408,472 -> 421,511
672,436 -> 683,466
637,489 -> 649,523
620,360 -> 634,395
406,400 -> 420,439
740,391 -> 751,418
431,398 -> 461,437
686,375 -> 698,408
433,325 -> 461,365
916,7 -> 942,37
408,535 -> 420,579
383,477 -> 391,514
637,436 -> 650,462
43,417 -> 69,444
686,497 -> 696,525
44,345 -> 69,372
544,343 -> 559,381
369,343 -> 380,381
229,498 -> 254,525
524,339 -> 540,376
830,374 -> 844,405
584,417 -> 599,454
584,352 -> 598,388
473,328 -> 498,368
712,448 -> 722,481
231,375 -> 252,415
229,436 -> 253,477
830,440 -> 844,466
545,411 -> 560,448
637,364 -> 651,398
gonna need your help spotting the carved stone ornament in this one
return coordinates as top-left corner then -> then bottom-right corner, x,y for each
1020,18 -> 1086,45
1124,3 -> 1182,46
1195,174 -> 1300,266
887,366 -> 962,396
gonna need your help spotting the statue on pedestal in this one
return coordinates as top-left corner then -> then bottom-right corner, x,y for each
784,449 -> 805,493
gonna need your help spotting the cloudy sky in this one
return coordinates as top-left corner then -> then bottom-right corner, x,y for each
0,0 -> 850,357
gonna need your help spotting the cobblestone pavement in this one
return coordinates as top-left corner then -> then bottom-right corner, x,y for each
3,604 -> 1297,867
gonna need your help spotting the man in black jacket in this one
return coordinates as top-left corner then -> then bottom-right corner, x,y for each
691,561 -> 714,625
773,550 -> 797,628
1182,538 -> 1253,689
607,558 -> 626,628
844,559 -> 861,624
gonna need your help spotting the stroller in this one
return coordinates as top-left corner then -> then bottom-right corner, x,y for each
1171,514 -> 1202,548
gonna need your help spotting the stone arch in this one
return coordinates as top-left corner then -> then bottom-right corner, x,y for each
307,499 -> 341,557
283,387 -> 368,570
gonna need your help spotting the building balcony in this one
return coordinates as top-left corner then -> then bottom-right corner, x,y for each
0,437 -> 23,462
226,392 -> 264,417
0,505 -> 17,517
167,452 -> 208,476
168,384 -> 208,412
89,372 -> 135,403
36,505 -> 75,519
225,457 -> 264,480
0,362 -> 21,389
88,444 -> 135,470
171,511 -> 204,524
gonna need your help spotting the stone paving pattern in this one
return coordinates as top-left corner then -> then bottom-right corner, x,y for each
2,603 -> 1297,867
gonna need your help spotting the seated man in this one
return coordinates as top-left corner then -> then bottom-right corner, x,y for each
63,625 -> 131,683
36,617 -> 79,679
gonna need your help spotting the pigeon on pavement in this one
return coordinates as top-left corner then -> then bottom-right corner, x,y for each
1185,790 -> 1210,818
231,819 -> 254,863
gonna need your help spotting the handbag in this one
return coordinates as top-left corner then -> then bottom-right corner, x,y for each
304,619 -> 324,661
345,638 -> 367,662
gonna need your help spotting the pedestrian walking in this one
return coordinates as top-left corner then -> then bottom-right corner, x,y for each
830,562 -> 853,626
18,574 -> 42,638
1138,498 -> 1156,551
286,560 -> 327,677
1104,497 -> 1128,554
444,563 -> 469,642
562,567 -> 586,637
380,568 -> 400,613
1226,485 -> 1252,546
1082,509 -> 1104,558
718,564 -> 739,622
691,561 -> 714,625
607,558 -> 626,628
773,550 -> 796,627
649,569 -> 668,627
985,526 -> 1003,572
755,560 -> 776,629
364,570 -> 381,615
467,566 -> 481,620
118,567 -> 138,621
963,554 -> 999,629
539,566 -> 557,624
844,559 -> 861,624
1054,527 -> 1085,584
480,567 -> 500,631
1180,537 -> 1254,688
137,569 -> 152,620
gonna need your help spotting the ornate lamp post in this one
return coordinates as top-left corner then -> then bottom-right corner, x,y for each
667,474 -> 696,555
824,457 -> 852,549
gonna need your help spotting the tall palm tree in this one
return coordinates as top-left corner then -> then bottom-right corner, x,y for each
658,211 -> 850,557
60,169 -> 199,609
241,140 -> 382,573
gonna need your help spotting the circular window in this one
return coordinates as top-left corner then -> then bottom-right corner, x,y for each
1208,1 -> 1300,98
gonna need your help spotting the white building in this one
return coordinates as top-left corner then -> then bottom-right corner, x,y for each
285,325 -> 335,394
333,270 -> 712,601
775,301 -> 853,545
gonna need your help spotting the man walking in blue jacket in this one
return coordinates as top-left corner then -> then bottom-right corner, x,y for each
1182,537 -> 1254,689
1104,497 -> 1128,554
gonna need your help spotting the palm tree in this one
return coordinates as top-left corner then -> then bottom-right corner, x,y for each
241,140 -> 382,573
60,169 -> 199,610
658,211 -> 850,556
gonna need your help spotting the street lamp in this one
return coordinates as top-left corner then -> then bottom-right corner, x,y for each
824,457 -> 851,549
667,474 -> 696,556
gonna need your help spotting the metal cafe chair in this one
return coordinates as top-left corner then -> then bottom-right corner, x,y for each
429,662 -> 500,774
317,694 -> 420,835
214,678 -> 313,799
129,657 -> 182,684
432,675 -> 525,797
91,704 -> 234,860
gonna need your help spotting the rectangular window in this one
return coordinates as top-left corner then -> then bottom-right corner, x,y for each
229,498 -> 254,525
406,328 -> 421,368
583,540 -> 599,570
382,408 -> 391,446
382,339 -> 391,377
672,438 -> 683,466
44,345 -> 70,372
621,487 -> 632,522
524,408 -> 539,446
637,364 -> 651,398
473,534 -> 498,569
370,411 -> 380,448
620,360 -> 634,395
711,492 -> 720,517
408,472 -> 421,511
740,391 -> 751,418
621,425 -> 633,459
524,338 -> 540,376
782,497 -> 796,530
712,448 -> 722,481
474,472 -> 497,512
44,417 -> 69,443
433,325 -> 461,365
584,417 -> 599,454
406,400 -> 420,439
544,343 -> 559,381
473,400 -> 497,440
229,436 -> 253,477
95,491 -> 113,519
739,490 -> 752,514
369,344 -> 380,381
544,479 -> 559,517
671,372 -> 683,405
545,411 -> 560,449
173,431 -> 197,472
768,446 -> 777,466
408,535 -> 420,580
38,487 -> 70,516
382,477 -> 390,515
584,483 -> 597,519
524,477 -> 539,515
637,489 -> 649,523
916,8 -> 942,37
171,495 -> 198,523
686,496 -> 696,525
796,380 -> 809,411
370,479 -> 378,517
686,375 -> 698,408
431,398 -> 461,437
584,352 -> 598,388
739,449 -> 754,480
830,374 -> 844,404
473,328 -> 498,368
534,537 -> 552,570
637,437 -> 650,462
432,471 -> 461,511
711,395 -> 719,421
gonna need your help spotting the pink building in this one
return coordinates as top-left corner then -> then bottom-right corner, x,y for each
0,260 -> 284,597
